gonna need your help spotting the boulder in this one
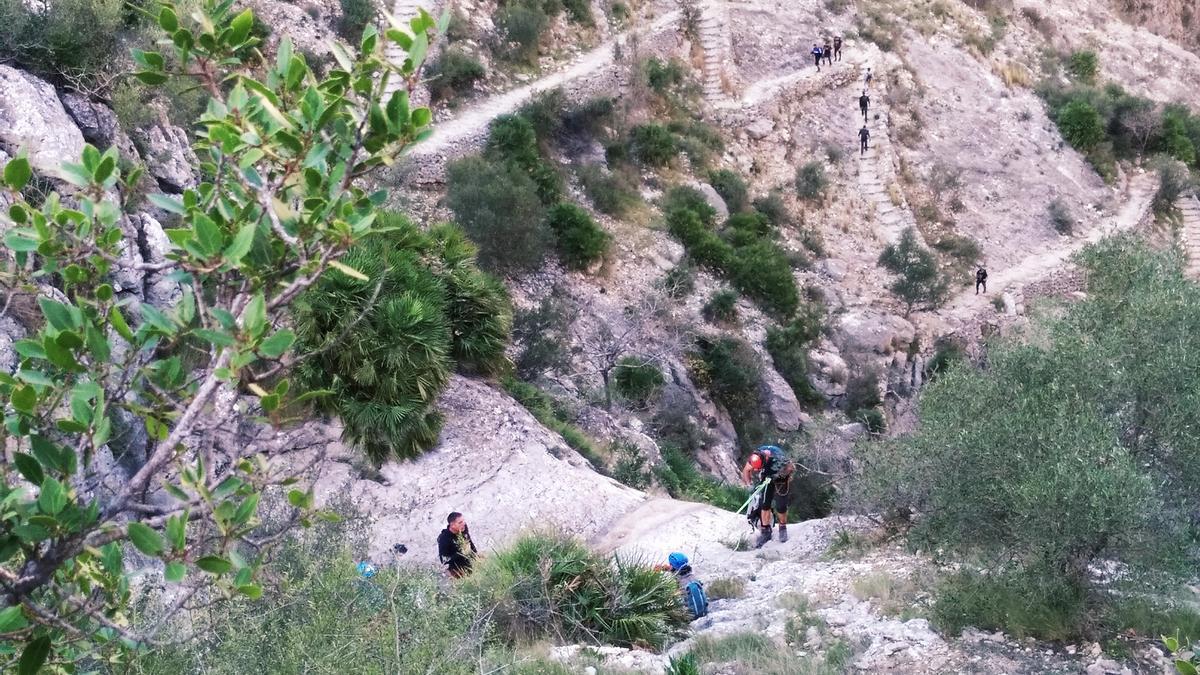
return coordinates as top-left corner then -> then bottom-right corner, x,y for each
132,212 -> 182,307
745,117 -> 774,141
693,182 -> 730,221
0,65 -> 85,181
134,124 -> 198,193
808,347 -> 848,398
818,258 -> 848,281
761,364 -> 804,431
832,310 -> 916,357
58,93 -> 138,160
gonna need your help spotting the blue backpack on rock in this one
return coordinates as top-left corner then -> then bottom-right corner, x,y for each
684,580 -> 709,618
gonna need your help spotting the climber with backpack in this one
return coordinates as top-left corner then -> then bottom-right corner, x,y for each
742,445 -> 796,548
654,552 -> 708,619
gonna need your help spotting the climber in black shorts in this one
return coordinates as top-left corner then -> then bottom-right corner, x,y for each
742,445 -> 795,548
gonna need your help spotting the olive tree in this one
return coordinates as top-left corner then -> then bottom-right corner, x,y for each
0,0 -> 444,669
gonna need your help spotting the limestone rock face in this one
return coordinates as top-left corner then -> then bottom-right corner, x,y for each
832,310 -> 916,358
58,93 -> 139,160
0,65 -> 85,181
692,182 -> 730,221
134,124 -> 198,193
311,375 -> 648,562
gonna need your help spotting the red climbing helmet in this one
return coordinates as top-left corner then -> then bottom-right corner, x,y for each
748,453 -> 764,471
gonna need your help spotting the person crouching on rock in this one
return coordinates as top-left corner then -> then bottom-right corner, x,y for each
437,511 -> 478,579
742,445 -> 795,548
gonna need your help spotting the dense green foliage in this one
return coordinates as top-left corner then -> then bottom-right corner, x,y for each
645,57 -> 687,95
578,164 -> 642,216
465,532 -> 690,649
0,5 -> 446,668
654,447 -> 749,512
294,215 -> 511,464
1048,197 -> 1075,234
337,0 -> 375,42
1056,100 -> 1106,151
501,377 -> 607,469
877,228 -> 950,314
765,308 -> 824,405
486,113 -> 563,203
512,294 -> 570,379
612,356 -> 665,404
1067,49 -> 1098,84
795,161 -> 829,202
546,202 -> 611,270
664,188 -> 801,318
427,48 -> 487,102
0,0 -> 127,82
630,123 -> 680,166
690,336 -> 770,450
708,169 -> 749,213
862,239 -> 1200,640
447,156 -> 552,273
702,289 -> 739,324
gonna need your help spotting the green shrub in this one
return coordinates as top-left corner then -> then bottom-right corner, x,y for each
338,0 -> 376,42
877,228 -> 950,315
519,88 -> 566,142
844,369 -> 882,414
562,96 -> 616,138
1056,100 -> 1106,151
293,215 -> 510,464
630,123 -> 679,166
1067,49 -> 1098,84
1152,156 -> 1194,217
794,161 -> 828,201
669,119 -> 724,168
692,336 -> 769,449
546,202 -> 610,270
855,408 -> 886,434
932,568 -> 1087,641
1159,105 -> 1200,167
465,532 -> 689,649
1048,197 -> 1075,234
578,164 -> 641,216
447,156 -> 551,273
513,294 -> 571,379
645,57 -> 687,95
663,186 -> 718,224
726,239 -> 799,318
752,192 -> 790,226
661,262 -> 696,298
427,48 -> 486,102
929,232 -> 982,266
707,577 -> 747,600
654,447 -> 749,511
612,443 -> 651,488
725,211 -> 773,238
702,289 -> 739,324
765,308 -> 824,405
609,1 -> 629,22
498,3 -> 548,63
0,0 -> 125,79
563,0 -> 593,24
923,339 -> 965,381
502,377 -> 607,468
709,169 -> 749,213
486,113 -> 563,203
613,356 -> 665,404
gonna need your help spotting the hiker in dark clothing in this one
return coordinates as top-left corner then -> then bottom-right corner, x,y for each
859,125 -> 870,155
975,266 -> 988,295
833,35 -> 843,61
742,445 -> 796,548
823,41 -> 833,66
811,44 -> 824,71
437,511 -> 478,578
859,91 -> 870,123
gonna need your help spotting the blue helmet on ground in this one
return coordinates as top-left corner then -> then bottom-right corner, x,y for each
357,561 -> 377,578
757,445 -> 782,456
668,552 -> 688,570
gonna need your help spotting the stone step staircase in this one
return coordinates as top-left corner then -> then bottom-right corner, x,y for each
1179,193 -> 1200,279
855,67 -> 917,245
697,0 -> 731,102
382,0 -> 442,104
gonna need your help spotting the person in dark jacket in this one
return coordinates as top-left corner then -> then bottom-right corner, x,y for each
812,43 -> 824,71
833,35 -> 843,61
859,125 -> 871,155
742,445 -> 796,548
859,90 -> 870,123
822,40 -> 833,66
975,266 -> 988,294
437,511 -> 478,578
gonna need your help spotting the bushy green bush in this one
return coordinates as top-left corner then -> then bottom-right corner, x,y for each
664,185 -> 718,223
1152,156 -> 1194,216
661,262 -> 696,298
691,336 -> 769,449
877,228 -> 950,315
293,214 -> 511,464
670,119 -> 724,169
645,57 -> 686,94
447,156 -> 551,273
1048,197 -> 1075,234
1067,49 -> 1098,84
1056,100 -> 1106,151
923,339 -> 965,381
546,202 -> 610,270
795,161 -> 829,202
613,356 -> 665,404
563,0 -> 593,24
486,113 -> 563,203
861,239 -> 1200,640
427,48 -> 486,102
465,532 -> 690,648
702,289 -> 739,324
709,169 -> 749,213
338,0 -> 376,42
630,123 -> 679,166
498,3 -> 548,63
725,211 -> 773,238
752,191 -> 790,227
765,308 -> 824,404
0,0 -> 126,80
932,568 -> 1086,641
502,377 -> 607,468
513,294 -> 571,379
654,447 -> 749,511
519,88 -> 567,141
563,96 -> 616,137
578,164 -> 641,216
726,239 -> 800,317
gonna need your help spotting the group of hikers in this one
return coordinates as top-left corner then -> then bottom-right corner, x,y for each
810,36 -> 844,70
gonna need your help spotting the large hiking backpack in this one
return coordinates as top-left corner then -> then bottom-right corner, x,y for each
684,580 -> 709,618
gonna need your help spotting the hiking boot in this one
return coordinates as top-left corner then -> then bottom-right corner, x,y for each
754,526 -> 773,549
778,525 -> 789,543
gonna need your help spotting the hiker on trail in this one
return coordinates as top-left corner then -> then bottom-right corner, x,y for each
865,67 -> 873,88
742,445 -> 796,548
859,90 -> 870,123
975,266 -> 988,295
833,35 -> 843,61
823,40 -> 833,66
859,125 -> 870,155
812,43 -> 824,71
655,552 -> 709,618
437,511 -> 478,579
